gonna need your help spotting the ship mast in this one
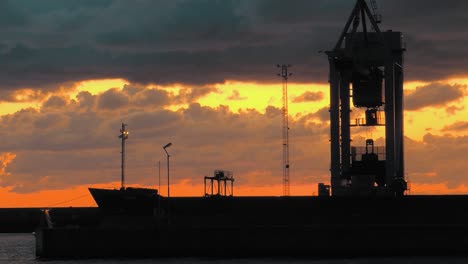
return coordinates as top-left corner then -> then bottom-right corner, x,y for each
119,123 -> 129,190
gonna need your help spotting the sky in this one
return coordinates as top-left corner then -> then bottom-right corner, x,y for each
0,0 -> 467,207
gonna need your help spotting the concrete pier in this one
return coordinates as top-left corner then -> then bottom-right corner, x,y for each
36,196 -> 468,258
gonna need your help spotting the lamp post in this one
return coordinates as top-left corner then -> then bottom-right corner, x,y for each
163,142 -> 172,198
118,123 -> 129,190
158,160 -> 161,193
163,142 -> 172,222
157,160 -> 161,214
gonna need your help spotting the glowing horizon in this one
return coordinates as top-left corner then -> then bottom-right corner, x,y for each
0,77 -> 466,207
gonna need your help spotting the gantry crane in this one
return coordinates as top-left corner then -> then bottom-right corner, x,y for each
325,0 -> 407,196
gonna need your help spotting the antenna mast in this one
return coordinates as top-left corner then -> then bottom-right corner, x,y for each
277,64 -> 292,196
119,123 -> 129,190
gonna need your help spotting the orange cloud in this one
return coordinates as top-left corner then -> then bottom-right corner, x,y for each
441,121 -> 468,132
0,77 -> 467,207
0,152 -> 16,178
405,82 -> 465,111
292,91 -> 324,103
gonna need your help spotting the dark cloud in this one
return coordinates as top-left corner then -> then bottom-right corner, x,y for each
376,1 -> 468,81
265,105 -> 281,118
176,87 -> 219,104
0,84 -> 201,153
33,112 -> 68,130
0,0 -> 465,90
96,0 -> 254,50
97,88 -> 130,110
405,83 -> 465,110
312,107 -> 329,122
76,91 -> 96,110
441,121 -> 468,132
131,88 -> 170,108
42,95 -> 68,109
0,1 -> 28,29
406,133 -> 468,188
293,91 -> 324,103
90,84 -> 217,112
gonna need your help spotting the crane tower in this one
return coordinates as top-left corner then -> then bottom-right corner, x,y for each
277,64 -> 291,196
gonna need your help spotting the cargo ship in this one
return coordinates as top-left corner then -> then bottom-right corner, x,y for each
35,0 -> 468,258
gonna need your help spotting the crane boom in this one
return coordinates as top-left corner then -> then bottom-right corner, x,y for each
368,0 -> 382,24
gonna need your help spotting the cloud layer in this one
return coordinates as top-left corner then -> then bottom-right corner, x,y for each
0,84 -> 330,193
0,1 -> 466,197
0,81 -> 466,194
0,0 -> 467,91
293,91 -> 324,103
405,83 -> 466,111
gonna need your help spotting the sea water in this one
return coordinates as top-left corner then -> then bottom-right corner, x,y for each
1,233 -> 468,264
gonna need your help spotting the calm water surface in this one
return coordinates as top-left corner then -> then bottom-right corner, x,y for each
1,233 -> 468,263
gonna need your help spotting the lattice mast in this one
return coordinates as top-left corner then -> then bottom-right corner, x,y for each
277,64 -> 292,196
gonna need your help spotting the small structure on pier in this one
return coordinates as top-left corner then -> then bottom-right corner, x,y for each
204,170 -> 234,197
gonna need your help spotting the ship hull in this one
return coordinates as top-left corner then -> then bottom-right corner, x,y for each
88,187 -> 158,215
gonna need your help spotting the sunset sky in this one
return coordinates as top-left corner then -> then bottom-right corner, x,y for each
0,0 -> 467,207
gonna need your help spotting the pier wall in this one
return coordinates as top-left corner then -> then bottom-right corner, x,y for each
35,196 -> 468,258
